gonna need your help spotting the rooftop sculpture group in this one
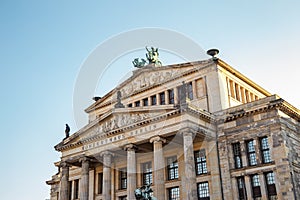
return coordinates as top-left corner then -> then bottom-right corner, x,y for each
133,46 -> 162,68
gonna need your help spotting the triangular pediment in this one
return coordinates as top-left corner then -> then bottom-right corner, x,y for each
57,105 -> 178,150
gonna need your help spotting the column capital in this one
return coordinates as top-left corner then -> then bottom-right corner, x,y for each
59,161 -> 71,168
79,156 -> 91,163
99,150 -> 114,158
150,136 -> 166,144
179,127 -> 196,137
124,143 -> 138,151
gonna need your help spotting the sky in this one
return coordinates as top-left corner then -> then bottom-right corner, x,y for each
0,1 -> 299,199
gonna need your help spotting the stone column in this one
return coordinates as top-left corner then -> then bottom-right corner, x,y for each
180,128 -> 197,200
124,144 -> 137,200
174,87 -> 178,105
79,157 -> 90,200
192,80 -> 197,99
165,90 -> 169,105
258,173 -> 268,200
59,162 -> 69,200
150,136 -> 166,200
101,151 -> 113,200
244,175 -> 253,200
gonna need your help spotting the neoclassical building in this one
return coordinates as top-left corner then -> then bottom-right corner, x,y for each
47,53 -> 300,200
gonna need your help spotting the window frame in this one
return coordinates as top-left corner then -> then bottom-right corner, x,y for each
167,156 -> 179,180
232,142 -> 243,169
260,137 -> 272,164
151,95 -> 157,105
246,140 -> 257,166
168,89 -> 174,104
168,187 -> 180,200
142,162 -> 152,185
197,181 -> 210,200
194,149 -> 208,175
119,168 -> 127,190
250,174 -> 262,198
237,176 -> 247,200
97,173 -> 103,194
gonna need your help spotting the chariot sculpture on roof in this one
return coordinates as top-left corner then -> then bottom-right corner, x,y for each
132,46 -> 162,68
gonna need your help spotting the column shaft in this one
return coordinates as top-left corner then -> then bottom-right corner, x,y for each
80,158 -> 90,200
102,152 -> 113,200
244,176 -> 253,200
125,144 -> 137,200
59,162 -> 69,200
150,136 -> 166,200
182,130 -> 197,200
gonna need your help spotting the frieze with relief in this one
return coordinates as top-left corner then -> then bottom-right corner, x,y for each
119,69 -> 185,97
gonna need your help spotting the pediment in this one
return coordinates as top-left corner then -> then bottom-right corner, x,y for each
60,106 -> 177,149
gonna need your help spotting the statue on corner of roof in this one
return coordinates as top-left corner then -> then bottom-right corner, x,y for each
65,124 -> 70,138
132,46 -> 162,68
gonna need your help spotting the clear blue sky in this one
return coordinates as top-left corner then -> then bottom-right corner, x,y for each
0,1 -> 299,199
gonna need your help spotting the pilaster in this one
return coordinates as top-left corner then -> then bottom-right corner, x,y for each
124,144 -> 137,200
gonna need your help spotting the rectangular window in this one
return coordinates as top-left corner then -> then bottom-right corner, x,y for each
135,101 -> 140,107
168,89 -> 174,104
119,196 -> 127,200
265,172 -> 277,198
74,179 -> 79,199
194,149 -> 207,175
159,92 -> 166,105
143,98 -> 148,106
197,182 -> 210,200
232,142 -> 243,169
251,174 -> 262,199
187,82 -> 193,100
260,137 -> 272,163
68,181 -> 72,200
246,140 -> 257,166
128,103 -> 132,108
167,156 -> 179,180
142,162 -> 152,185
237,177 -> 247,200
168,187 -> 180,200
119,168 -> 127,189
151,95 -> 157,105
97,173 -> 103,194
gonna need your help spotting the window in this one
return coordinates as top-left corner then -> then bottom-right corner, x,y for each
194,149 -> 207,175
68,181 -> 72,200
251,174 -> 261,199
168,89 -> 174,104
197,182 -> 210,200
142,162 -> 152,185
74,179 -> 79,199
143,98 -> 148,106
260,137 -> 272,163
151,95 -> 157,105
128,103 -> 132,108
265,172 -> 277,199
97,173 -> 103,194
187,82 -> 193,100
168,187 -> 180,200
135,101 -> 140,107
237,177 -> 247,200
246,140 -> 257,166
119,196 -> 127,200
159,92 -> 165,105
119,168 -> 127,189
167,156 -> 179,180
232,143 -> 243,169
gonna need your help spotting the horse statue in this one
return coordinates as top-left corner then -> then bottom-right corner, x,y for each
134,184 -> 157,200
145,46 -> 162,67
132,58 -> 147,68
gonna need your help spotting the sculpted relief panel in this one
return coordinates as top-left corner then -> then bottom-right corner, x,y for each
120,69 -> 184,97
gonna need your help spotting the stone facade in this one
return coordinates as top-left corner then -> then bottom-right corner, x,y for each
46,58 -> 300,200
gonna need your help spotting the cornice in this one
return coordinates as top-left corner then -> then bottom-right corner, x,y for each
216,59 -> 271,96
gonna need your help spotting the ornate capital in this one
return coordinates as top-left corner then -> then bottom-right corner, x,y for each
99,150 -> 114,158
124,143 -> 138,151
79,156 -> 91,164
59,161 -> 70,168
150,136 -> 166,144
179,127 -> 196,138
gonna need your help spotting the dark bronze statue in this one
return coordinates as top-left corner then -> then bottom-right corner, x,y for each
65,124 -> 70,138
134,184 -> 157,200
132,46 -> 162,68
